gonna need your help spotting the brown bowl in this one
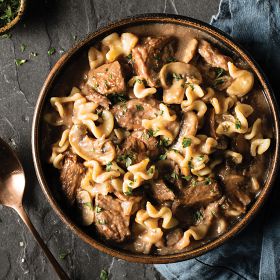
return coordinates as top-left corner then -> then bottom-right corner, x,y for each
0,0 -> 26,34
32,14 -> 280,264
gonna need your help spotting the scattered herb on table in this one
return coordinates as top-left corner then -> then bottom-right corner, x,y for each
48,47 -> 56,56
15,59 -> 27,66
59,251 -> 69,260
20,44 -> 26,52
0,33 -> 11,39
0,0 -> 20,28
30,51 -> 38,57
100,269 -> 109,280
73,35 -> 77,41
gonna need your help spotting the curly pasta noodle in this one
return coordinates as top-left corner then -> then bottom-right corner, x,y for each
182,100 -> 207,120
142,103 -> 178,142
181,83 -> 205,107
88,46 -> 105,69
210,95 -> 237,114
123,158 -> 155,194
49,129 -> 70,169
128,76 -> 157,98
102,32 -> 138,62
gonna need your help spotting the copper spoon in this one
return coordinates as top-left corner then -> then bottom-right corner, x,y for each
0,137 -> 70,280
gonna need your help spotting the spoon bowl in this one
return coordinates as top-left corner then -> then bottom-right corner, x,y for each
0,137 -> 69,280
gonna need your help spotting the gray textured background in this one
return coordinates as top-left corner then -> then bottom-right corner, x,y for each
0,1 -> 220,279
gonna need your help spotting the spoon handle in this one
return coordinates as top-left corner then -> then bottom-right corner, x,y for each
15,205 -> 70,280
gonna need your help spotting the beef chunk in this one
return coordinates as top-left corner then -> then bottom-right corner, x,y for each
60,153 -> 85,205
166,228 -> 183,247
132,36 -> 175,87
117,131 -> 159,166
87,61 -> 126,95
95,194 -> 130,242
81,84 -> 111,110
198,40 -> 231,71
112,98 -> 160,130
180,180 -> 222,207
150,179 -> 175,203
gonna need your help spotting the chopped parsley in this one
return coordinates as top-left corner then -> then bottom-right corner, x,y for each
188,160 -> 193,169
136,104 -> 144,111
194,210 -> 203,222
222,124 -> 230,132
20,44 -> 26,52
95,206 -> 103,213
190,178 -> 197,187
30,51 -> 38,57
104,80 -> 109,89
172,73 -> 183,81
235,118 -> 241,129
73,35 -> 77,41
97,219 -> 107,225
117,154 -> 133,168
185,82 -> 195,90
205,177 -> 212,185
182,175 -> 192,181
154,54 -> 161,61
214,67 -> 226,79
182,137 -> 191,148
105,162 -> 112,172
159,154 -> 167,160
211,210 -> 217,217
100,269 -> 109,280
213,78 -> 224,87
146,128 -> 157,138
159,138 -> 169,147
109,73 -> 113,79
171,171 -> 179,180
15,59 -> 27,66
197,155 -> 204,161
126,53 -> 132,60
0,33 -> 11,39
147,166 -> 155,175
166,56 -> 177,63
108,93 -> 128,104
59,251 -> 69,260
47,47 -> 56,56
172,148 -> 179,154
0,0 -> 20,28
83,202 -> 93,210
124,186 -> 133,196
135,78 -> 143,84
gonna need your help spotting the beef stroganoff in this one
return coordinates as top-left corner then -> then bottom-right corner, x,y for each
46,29 -> 272,255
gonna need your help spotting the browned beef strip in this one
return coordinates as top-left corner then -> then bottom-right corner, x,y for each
81,84 -> 111,110
198,40 -> 231,71
60,153 -> 85,205
180,180 -> 222,207
87,61 -> 126,95
95,194 -> 131,242
112,98 -> 160,130
150,179 -> 175,203
132,36 -> 175,87
117,131 -> 159,166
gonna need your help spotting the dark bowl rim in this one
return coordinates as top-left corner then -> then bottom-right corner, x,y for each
0,0 -> 26,34
31,13 -> 280,264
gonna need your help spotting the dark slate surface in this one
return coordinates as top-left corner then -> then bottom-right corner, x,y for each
0,1 -> 220,279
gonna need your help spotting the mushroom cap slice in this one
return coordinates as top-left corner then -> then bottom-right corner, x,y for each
76,190 -> 95,226
69,124 -> 115,164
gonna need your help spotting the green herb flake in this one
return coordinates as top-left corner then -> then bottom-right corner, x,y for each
213,78 -> 224,87
190,178 -> 197,187
172,73 -> 183,81
185,82 -> 195,90
211,210 -> 217,217
100,269 -> 109,280
182,175 -> 192,181
154,54 -> 161,61
135,78 -> 143,84
171,171 -> 179,180
95,206 -> 103,213
197,155 -> 204,161
194,210 -> 203,222
159,154 -> 167,160
30,51 -> 38,57
59,251 -> 69,260
147,166 -> 155,175
214,67 -> 226,79
126,53 -> 132,60
15,59 -> 27,66
235,118 -> 242,129
0,1 -> 20,28
125,156 -> 132,168
105,162 -> 112,172
48,47 -> 56,56
205,177 -> 212,185
136,104 -> 144,111
182,137 -> 192,148
0,33 -> 11,39
20,44 -> 26,52
124,186 -> 133,196
97,219 -> 107,225
166,57 -> 177,63
73,35 -> 77,40
83,202 -> 93,210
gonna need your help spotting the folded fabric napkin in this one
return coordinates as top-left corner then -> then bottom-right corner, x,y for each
155,0 -> 280,279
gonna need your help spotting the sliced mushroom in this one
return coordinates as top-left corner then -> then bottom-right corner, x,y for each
69,124 -> 115,164
159,62 -> 202,104
76,190 -> 95,226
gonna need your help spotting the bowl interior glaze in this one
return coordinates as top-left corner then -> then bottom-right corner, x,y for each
32,14 -> 280,264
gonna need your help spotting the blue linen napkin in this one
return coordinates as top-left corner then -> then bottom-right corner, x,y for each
155,1 -> 280,279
